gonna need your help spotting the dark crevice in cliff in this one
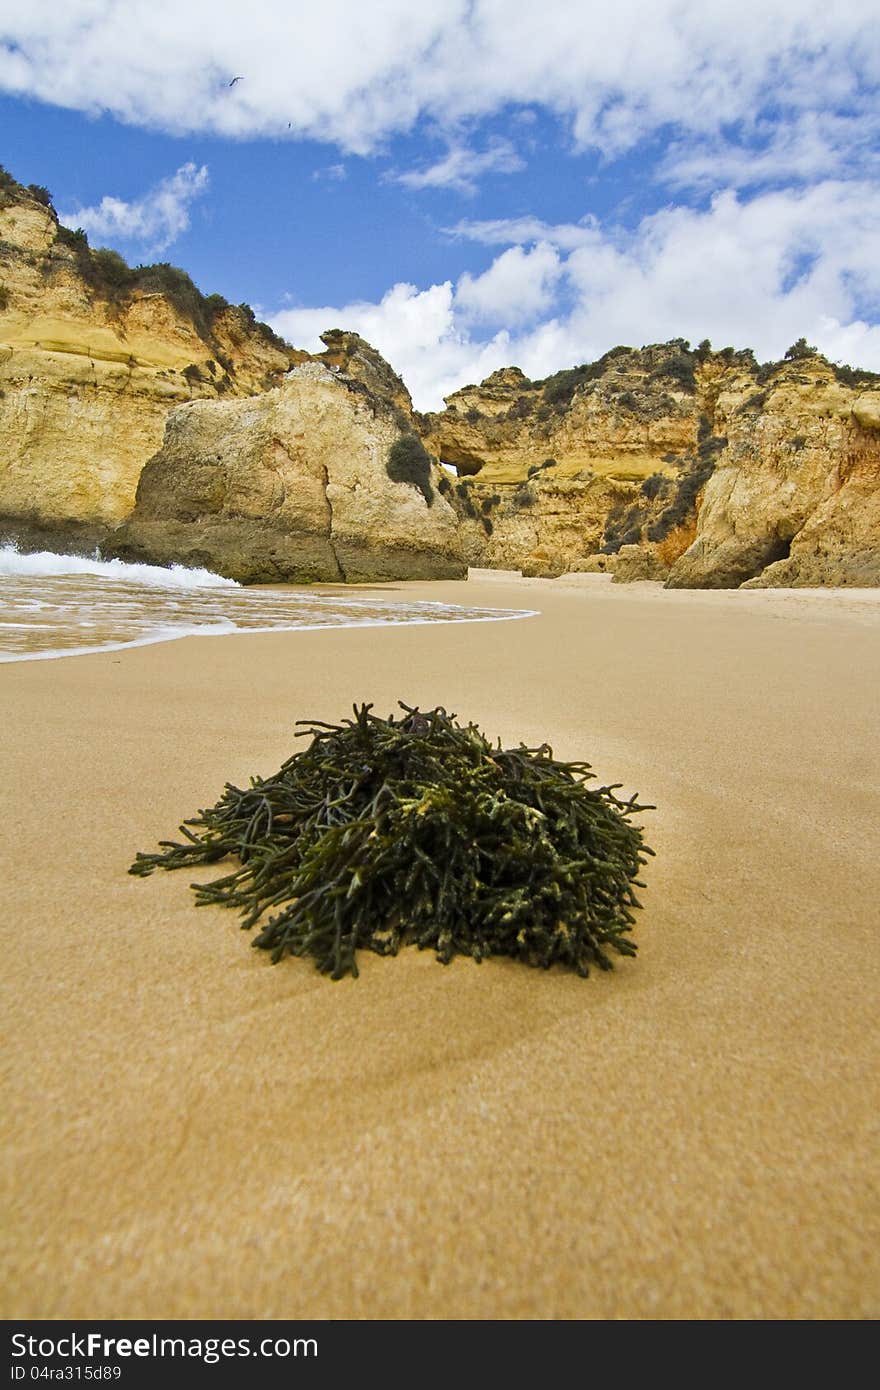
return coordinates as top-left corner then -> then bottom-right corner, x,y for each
749,534 -> 794,580
320,464 -> 346,581
266,442 -> 289,513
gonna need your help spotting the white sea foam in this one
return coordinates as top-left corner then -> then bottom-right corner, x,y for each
0,544 -> 238,589
0,546 -> 537,662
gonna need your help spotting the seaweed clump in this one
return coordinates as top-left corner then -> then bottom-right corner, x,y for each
131,703 -> 654,980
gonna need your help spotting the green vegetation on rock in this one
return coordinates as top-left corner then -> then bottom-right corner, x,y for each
49,220 -> 287,353
386,433 -> 435,506
784,337 -> 818,360
130,703 -> 654,980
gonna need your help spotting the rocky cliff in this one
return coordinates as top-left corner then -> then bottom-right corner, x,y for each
667,360 -> 880,588
422,342 -> 880,586
422,343 -> 711,576
0,168 -> 303,550
111,361 -> 464,583
2,161 -> 878,588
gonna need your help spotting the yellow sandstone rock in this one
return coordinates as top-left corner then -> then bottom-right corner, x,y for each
111,362 -> 465,583
2,170 -> 878,587
0,178 -> 297,539
424,346 -> 880,587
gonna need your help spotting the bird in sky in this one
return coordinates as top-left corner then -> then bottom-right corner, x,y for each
228,76 -> 243,87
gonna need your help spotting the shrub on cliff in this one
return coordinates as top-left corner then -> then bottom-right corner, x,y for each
57,225 -> 88,248
386,434 -> 435,506
754,361 -> 782,385
538,349 -> 640,409
832,362 -> 880,388
784,338 -> 818,360
136,263 -> 219,334
131,703 -> 654,980
92,247 -> 134,289
48,232 -> 285,355
233,300 -> 290,352
542,365 -> 590,407
203,292 -> 231,319
603,502 -> 646,553
646,458 -> 716,543
649,351 -> 696,393
506,395 -> 534,420
640,472 -> 668,501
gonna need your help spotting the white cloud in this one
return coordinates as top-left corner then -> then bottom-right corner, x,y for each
448,216 -> 598,251
312,163 -> 347,182
16,3 -> 874,404
556,184 -> 880,357
0,2 -> 876,158
811,316 -> 880,371
271,281 -> 515,410
456,242 -> 562,324
269,180 -> 880,411
661,112 -> 880,191
394,140 -> 524,193
58,163 -> 209,252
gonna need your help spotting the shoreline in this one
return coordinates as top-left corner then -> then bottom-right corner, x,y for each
2,576 -> 878,1319
5,563 -> 880,667
0,604 -> 540,665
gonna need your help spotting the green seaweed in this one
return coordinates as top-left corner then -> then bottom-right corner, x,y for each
130,703 -> 654,980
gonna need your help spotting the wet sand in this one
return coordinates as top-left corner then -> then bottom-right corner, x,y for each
1,575 -> 878,1319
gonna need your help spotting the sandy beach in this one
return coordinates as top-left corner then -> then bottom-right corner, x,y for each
1,573 -> 878,1320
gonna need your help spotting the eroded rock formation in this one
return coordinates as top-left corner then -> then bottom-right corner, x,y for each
423,344 -> 880,586
2,163 -> 878,588
111,361 -> 464,583
667,360 -> 880,588
0,171 -> 302,550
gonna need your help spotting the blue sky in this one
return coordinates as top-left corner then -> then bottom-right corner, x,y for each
1,2 -> 878,409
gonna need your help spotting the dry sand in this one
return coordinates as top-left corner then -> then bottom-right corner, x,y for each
1,574 -> 878,1320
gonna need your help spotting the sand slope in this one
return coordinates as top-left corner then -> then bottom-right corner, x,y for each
1,576 -> 878,1319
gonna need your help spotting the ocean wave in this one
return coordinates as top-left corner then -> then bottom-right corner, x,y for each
0,544 -> 238,589
0,546 -> 537,662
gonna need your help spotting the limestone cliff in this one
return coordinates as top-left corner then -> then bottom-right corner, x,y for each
423,343 -> 737,577
667,358 -> 880,588
423,343 -> 880,586
423,348 -> 698,485
2,156 -> 878,588
111,361 -> 464,583
0,168 -> 303,548
317,328 -> 414,427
